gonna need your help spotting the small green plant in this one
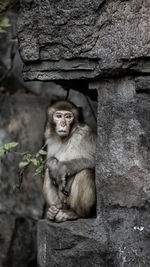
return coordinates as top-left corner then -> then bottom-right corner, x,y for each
0,16 -> 10,32
19,149 -> 47,175
0,142 -> 47,190
0,142 -> 19,155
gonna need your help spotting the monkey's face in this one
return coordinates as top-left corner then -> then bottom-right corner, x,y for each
53,111 -> 74,137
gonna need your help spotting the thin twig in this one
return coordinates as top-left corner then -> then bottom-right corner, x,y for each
18,166 -> 27,190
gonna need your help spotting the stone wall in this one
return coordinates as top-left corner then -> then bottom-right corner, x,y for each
17,0 -> 150,266
18,0 -> 150,81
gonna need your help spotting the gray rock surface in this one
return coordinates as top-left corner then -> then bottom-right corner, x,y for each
16,0 -> 150,266
95,77 -> 150,210
18,0 -> 150,81
37,219 -> 109,267
38,210 -> 150,267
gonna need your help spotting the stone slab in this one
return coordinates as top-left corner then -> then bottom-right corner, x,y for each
18,0 -> 150,81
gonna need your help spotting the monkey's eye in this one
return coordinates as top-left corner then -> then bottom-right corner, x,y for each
66,115 -> 71,119
65,114 -> 72,119
56,114 -> 62,118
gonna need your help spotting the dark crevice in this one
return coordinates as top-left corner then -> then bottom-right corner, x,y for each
56,80 -> 97,101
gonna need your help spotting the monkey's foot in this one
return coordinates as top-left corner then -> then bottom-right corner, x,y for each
55,209 -> 78,222
47,206 -> 60,221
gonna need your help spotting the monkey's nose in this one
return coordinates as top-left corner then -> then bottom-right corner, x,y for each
60,120 -> 66,127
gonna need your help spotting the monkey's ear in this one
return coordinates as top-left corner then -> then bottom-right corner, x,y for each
48,107 -> 56,117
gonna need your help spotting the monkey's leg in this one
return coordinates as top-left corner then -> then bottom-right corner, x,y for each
55,209 -> 78,222
69,169 -> 96,218
43,169 -> 61,206
54,169 -> 96,222
48,177 -> 78,222
43,169 -> 62,220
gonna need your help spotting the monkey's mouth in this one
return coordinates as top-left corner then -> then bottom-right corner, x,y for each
58,130 -> 69,137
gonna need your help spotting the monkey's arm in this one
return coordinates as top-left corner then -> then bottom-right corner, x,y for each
46,157 -> 59,186
58,157 -> 95,177
46,156 -> 95,191
53,157 -> 94,195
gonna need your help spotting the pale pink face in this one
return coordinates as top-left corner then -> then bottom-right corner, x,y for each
53,110 -> 74,137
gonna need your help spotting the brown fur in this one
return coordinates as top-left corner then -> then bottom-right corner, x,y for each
43,100 -> 96,222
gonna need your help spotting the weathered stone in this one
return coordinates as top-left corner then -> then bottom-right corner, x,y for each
93,77 -> 150,211
0,214 -> 15,267
3,217 -> 37,267
17,0 -> 150,265
18,0 -> 150,81
103,208 -> 150,266
135,76 -> 150,93
37,210 -> 150,267
37,219 -> 109,267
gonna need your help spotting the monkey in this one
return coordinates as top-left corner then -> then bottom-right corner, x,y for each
43,100 -> 96,222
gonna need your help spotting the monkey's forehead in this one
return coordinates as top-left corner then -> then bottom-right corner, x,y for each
54,110 -> 73,114
48,103 -> 79,118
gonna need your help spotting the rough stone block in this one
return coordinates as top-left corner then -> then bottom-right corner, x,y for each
18,0 -> 150,81
37,219 -> 108,267
93,77 -> 150,211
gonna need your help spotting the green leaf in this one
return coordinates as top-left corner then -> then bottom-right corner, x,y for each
35,165 -> 44,175
39,156 -> 44,163
4,142 -> 19,150
0,17 -> 11,27
0,27 -> 7,33
19,161 -> 29,168
0,146 -> 4,156
10,38 -> 18,43
23,153 -> 32,161
31,158 -> 39,166
12,184 -> 20,190
38,149 -> 47,156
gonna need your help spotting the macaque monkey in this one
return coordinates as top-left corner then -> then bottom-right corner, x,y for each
43,100 -> 96,222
